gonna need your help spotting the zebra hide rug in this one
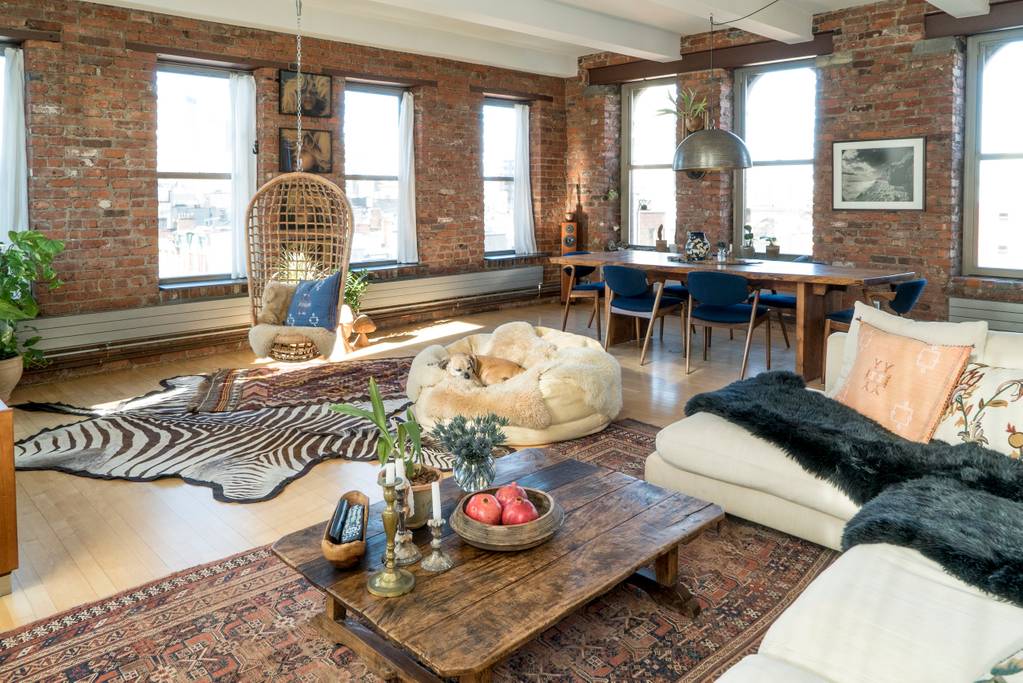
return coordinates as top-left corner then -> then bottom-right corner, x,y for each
14,358 -> 454,503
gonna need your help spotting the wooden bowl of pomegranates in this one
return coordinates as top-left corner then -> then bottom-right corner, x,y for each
449,482 -> 565,552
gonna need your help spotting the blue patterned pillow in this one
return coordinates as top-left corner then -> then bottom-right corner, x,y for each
285,271 -> 342,330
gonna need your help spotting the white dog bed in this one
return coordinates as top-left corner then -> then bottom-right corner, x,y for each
407,322 -> 622,446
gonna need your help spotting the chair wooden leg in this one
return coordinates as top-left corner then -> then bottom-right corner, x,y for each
635,317 -> 641,343
679,309 -> 686,358
640,286 -> 666,366
777,310 -> 790,348
703,327 -> 709,361
594,297 -> 602,342
561,273 -> 576,332
765,317 -> 772,370
729,329 -> 734,341
708,327 -> 713,348
740,314 -> 757,380
659,316 -> 665,341
685,303 -> 693,374
586,300 -> 597,329
822,318 -> 832,387
639,315 -> 657,366
603,291 -> 614,351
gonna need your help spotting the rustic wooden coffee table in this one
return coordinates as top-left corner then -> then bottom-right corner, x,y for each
272,449 -> 724,682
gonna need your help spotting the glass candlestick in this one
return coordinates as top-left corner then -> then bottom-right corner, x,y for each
367,472 -> 416,598
420,518 -> 453,573
391,482 -> 422,567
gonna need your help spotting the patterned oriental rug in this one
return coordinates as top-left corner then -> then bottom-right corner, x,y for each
13,358 -> 435,504
0,420 -> 838,682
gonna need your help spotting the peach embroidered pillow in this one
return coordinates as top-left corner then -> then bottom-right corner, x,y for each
834,322 -> 971,443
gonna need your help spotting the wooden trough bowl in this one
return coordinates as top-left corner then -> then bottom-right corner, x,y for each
450,487 -> 565,552
321,490 -> 370,569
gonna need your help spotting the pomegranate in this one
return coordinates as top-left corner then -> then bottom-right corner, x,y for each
465,493 -> 502,525
495,482 -> 528,507
501,496 -> 539,526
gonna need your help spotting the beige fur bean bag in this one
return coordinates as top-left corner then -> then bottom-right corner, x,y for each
407,322 -> 622,446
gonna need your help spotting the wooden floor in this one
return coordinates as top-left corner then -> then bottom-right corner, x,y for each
0,301 -> 794,631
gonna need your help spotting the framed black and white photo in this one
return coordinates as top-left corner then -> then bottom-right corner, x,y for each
279,70 -> 332,118
833,137 -> 925,210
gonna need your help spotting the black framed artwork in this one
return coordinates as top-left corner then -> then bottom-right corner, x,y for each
279,128 -> 333,173
832,137 -> 925,210
279,70 -> 332,118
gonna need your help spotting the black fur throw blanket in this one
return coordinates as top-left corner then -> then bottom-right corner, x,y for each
686,371 -> 1023,606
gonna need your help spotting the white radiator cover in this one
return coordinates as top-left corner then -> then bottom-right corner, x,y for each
20,267 -> 544,356
949,297 -> 1023,333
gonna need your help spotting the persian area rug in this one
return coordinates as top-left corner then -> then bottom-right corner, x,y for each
14,357 -> 437,504
0,421 -> 838,683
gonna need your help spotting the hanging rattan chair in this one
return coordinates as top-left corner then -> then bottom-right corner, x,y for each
245,172 -> 355,361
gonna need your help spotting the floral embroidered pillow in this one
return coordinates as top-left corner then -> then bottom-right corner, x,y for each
834,322 -> 972,443
934,363 -> 1023,458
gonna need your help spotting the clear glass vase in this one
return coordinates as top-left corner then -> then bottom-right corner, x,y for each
452,454 -> 496,493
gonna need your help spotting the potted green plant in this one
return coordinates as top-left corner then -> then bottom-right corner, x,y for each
0,230 -> 65,401
740,224 -> 756,258
658,88 -> 708,134
431,413 -> 509,493
331,378 -> 440,528
764,236 -> 781,259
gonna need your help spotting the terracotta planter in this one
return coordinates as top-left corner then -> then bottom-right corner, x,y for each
766,245 -> 781,259
405,464 -> 443,529
684,116 -> 705,134
0,355 -> 22,403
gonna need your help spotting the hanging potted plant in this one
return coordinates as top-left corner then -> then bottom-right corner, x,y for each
659,88 -> 708,134
0,230 -> 65,401
331,378 -> 440,528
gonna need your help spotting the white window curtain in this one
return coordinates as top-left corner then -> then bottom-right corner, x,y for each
0,47 -> 29,240
397,90 -> 419,264
512,103 -> 536,255
229,72 -> 256,279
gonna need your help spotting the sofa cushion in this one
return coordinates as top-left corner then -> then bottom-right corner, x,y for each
829,301 -> 988,397
934,362 -> 1023,457
758,544 -> 1023,683
655,411 -> 858,521
286,271 -> 342,330
718,655 -> 830,683
833,322 -> 971,443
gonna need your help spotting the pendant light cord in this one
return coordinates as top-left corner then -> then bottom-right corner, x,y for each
294,0 -> 304,171
711,0 -> 784,27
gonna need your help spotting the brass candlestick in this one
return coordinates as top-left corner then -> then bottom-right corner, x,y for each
420,518 -> 453,573
367,472 -> 416,598
391,482 -> 422,567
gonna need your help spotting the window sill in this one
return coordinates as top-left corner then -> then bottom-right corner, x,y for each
159,277 -> 247,291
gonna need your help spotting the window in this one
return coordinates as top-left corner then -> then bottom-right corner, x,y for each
622,79 -> 677,247
156,66 -> 237,280
344,85 -> 405,265
482,101 -> 518,254
734,61 -> 816,256
964,29 -> 1023,277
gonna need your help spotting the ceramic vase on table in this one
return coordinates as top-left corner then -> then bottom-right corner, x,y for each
684,231 -> 711,261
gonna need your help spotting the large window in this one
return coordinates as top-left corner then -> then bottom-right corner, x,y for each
157,67 -> 236,280
482,101 -> 517,254
344,85 -> 403,265
734,62 -> 816,256
622,79 -> 677,247
965,29 -> 1023,277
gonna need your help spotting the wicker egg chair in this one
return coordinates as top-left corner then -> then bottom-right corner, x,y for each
245,172 -> 355,361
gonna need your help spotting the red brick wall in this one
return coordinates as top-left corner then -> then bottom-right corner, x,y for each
2,0 -> 566,316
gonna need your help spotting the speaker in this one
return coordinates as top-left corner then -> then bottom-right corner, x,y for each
560,221 -> 579,254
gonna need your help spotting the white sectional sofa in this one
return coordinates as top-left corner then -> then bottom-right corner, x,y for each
646,326 -> 1023,682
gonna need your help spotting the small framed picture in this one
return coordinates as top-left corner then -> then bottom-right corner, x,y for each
279,128 -> 333,173
279,70 -> 332,118
833,137 -> 925,210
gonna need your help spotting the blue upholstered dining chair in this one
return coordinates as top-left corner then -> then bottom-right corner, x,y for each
603,265 -> 684,366
824,278 -> 928,337
686,271 -> 772,379
560,251 -> 604,341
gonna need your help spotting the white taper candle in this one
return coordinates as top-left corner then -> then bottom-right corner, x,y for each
431,480 -> 441,520
385,462 -> 395,485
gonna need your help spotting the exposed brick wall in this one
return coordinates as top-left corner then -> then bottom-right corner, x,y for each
1,0 -> 566,317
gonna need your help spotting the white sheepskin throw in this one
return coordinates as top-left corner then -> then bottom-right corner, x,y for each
248,324 -> 337,358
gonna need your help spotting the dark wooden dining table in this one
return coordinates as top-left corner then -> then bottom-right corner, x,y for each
550,250 -> 916,381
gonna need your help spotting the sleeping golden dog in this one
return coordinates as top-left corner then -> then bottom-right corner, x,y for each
440,352 -> 525,386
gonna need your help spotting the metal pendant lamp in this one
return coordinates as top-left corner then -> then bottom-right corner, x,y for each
673,15 -> 752,174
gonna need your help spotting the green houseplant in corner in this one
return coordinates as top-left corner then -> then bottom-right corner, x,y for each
0,230 -> 65,401
331,378 -> 440,528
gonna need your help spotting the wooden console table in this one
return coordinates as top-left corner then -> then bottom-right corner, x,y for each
0,400 -> 15,597
551,250 -> 915,381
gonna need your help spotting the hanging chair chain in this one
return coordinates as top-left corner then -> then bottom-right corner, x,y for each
295,0 -> 304,172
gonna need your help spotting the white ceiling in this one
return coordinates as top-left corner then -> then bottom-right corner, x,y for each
90,0 -> 989,77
